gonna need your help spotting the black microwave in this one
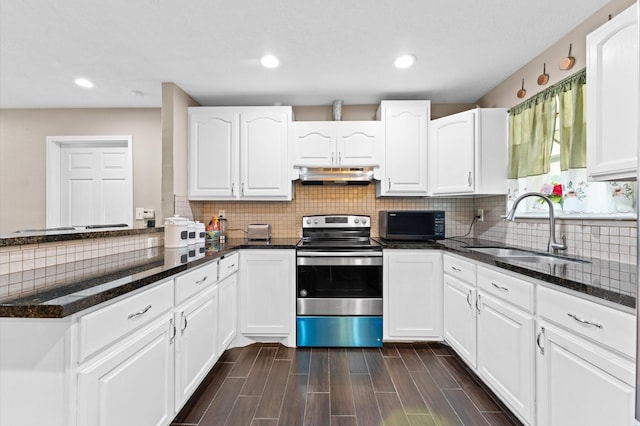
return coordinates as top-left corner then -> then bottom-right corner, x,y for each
378,210 -> 445,241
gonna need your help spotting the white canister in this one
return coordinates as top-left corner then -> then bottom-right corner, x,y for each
187,221 -> 196,245
164,215 -> 188,248
195,221 -> 206,244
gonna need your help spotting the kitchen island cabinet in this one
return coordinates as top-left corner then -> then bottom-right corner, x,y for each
383,250 -> 442,341
429,108 -> 507,196
376,100 -> 430,196
586,3 -> 639,181
188,106 -> 293,201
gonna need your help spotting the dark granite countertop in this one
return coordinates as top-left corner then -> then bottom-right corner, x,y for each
0,226 -> 165,247
0,238 -> 299,318
379,237 -> 636,312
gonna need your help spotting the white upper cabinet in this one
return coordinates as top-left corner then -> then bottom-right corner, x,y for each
188,106 -> 293,200
376,100 -> 430,196
290,121 -> 382,167
429,108 -> 508,196
586,3 -> 639,181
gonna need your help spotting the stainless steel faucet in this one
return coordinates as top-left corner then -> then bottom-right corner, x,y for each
506,192 -> 567,253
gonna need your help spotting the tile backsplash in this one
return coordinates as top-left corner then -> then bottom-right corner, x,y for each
177,183 -> 637,265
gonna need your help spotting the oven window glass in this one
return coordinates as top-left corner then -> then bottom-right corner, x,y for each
297,264 -> 382,298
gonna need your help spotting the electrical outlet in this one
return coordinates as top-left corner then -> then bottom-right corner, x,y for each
218,210 -> 226,218
477,209 -> 484,222
135,207 -> 145,220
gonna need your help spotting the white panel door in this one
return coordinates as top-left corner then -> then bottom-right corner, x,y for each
188,109 -> 238,198
383,250 -> 442,340
290,122 -> 336,167
337,122 -> 382,167
430,111 -> 475,195
77,315 -> 174,426
240,109 -> 291,199
443,274 -> 477,368
217,273 -> 238,353
536,321 -> 635,426
477,292 -> 534,424
60,144 -> 131,227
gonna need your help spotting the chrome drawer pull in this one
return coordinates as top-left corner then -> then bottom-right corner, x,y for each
195,276 -> 208,285
450,266 -> 462,272
228,264 -> 235,269
491,282 -> 509,291
567,313 -> 603,329
128,304 -> 152,319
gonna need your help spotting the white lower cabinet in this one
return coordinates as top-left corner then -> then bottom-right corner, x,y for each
239,249 -> 296,345
477,292 -> 534,425
536,285 -> 636,426
77,313 -> 175,426
174,285 -> 219,410
536,321 -> 635,426
217,273 -> 238,353
383,250 -> 442,341
443,254 -> 477,368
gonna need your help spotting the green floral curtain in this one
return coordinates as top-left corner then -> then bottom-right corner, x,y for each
508,68 -> 587,179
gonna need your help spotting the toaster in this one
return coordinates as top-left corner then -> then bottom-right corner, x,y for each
247,224 -> 271,241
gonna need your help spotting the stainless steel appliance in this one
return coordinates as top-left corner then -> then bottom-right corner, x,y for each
378,210 -> 445,241
296,214 -> 383,347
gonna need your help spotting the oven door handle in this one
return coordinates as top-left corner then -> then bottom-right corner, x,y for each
296,251 -> 382,257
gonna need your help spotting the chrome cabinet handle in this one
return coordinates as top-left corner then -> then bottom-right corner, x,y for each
180,312 -> 188,335
227,264 -> 235,269
241,182 -> 245,195
128,304 -> 152,319
169,318 -> 176,344
195,276 -> 208,285
476,294 -> 481,314
466,290 -> 472,308
450,266 -> 462,272
388,178 -> 391,190
338,152 -> 342,165
467,171 -> 472,187
491,282 -> 509,291
567,313 -> 603,329
537,327 -> 545,354
231,182 -> 235,195
331,152 -> 335,165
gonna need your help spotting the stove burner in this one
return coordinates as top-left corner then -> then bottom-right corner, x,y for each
297,215 -> 380,251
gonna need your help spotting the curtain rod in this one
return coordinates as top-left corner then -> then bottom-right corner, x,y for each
508,68 -> 586,114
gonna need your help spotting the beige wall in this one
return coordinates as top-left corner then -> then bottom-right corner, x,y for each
161,83 -> 200,221
292,103 -> 475,121
0,108 -> 161,234
477,0 -> 636,108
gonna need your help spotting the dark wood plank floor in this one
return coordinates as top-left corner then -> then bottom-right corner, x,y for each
171,342 -> 523,426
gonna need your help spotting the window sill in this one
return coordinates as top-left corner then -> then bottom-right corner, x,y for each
501,212 -> 637,221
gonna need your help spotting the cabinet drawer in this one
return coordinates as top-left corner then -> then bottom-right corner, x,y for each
78,279 -> 174,362
175,261 -> 218,305
477,266 -> 534,313
218,252 -> 239,281
537,285 -> 635,358
443,254 -> 476,283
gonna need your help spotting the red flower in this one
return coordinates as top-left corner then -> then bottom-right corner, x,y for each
552,184 -> 563,197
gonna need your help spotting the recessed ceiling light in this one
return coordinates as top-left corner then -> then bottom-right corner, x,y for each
74,78 -> 94,88
261,55 -> 279,69
394,54 -> 416,69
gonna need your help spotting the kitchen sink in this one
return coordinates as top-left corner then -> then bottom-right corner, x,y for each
467,247 -> 589,265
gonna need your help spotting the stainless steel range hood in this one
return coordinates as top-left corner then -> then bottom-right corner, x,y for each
298,167 -> 375,185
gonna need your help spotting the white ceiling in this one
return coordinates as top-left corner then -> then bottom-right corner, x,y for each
0,0 -> 610,109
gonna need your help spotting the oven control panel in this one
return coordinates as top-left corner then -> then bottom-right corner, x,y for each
302,215 -> 370,228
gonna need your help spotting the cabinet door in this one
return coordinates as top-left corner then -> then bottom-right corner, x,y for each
240,250 -> 295,335
240,109 -> 292,199
443,274 -> 477,368
290,122 -> 337,167
586,4 -> 639,181
218,273 -> 238,353
429,111 -> 475,195
174,286 -> 219,409
188,108 -> 238,199
337,122 -> 382,167
77,315 -> 174,426
477,292 -> 534,425
536,321 -> 635,426
379,101 -> 429,196
383,251 -> 442,340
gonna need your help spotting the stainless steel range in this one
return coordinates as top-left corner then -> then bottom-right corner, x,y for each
296,214 -> 383,347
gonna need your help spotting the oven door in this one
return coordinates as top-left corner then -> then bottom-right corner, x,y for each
296,251 -> 382,316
